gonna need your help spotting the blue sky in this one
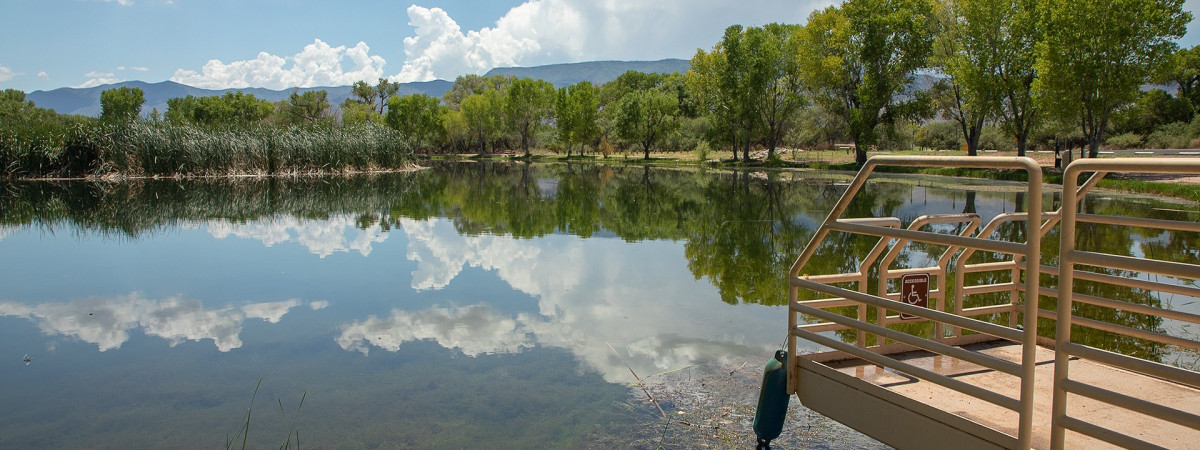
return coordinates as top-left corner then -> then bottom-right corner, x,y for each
2,0 -> 1198,92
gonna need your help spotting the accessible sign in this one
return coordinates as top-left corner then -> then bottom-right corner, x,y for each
899,273 -> 929,320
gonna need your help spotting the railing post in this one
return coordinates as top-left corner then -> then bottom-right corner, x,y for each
1017,158 -> 1042,450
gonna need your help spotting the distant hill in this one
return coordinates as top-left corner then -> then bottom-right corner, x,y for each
26,80 -> 453,117
20,59 -> 723,117
485,59 -> 691,88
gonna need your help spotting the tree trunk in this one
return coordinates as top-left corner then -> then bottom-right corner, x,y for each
742,134 -> 751,161
1087,135 -> 1102,158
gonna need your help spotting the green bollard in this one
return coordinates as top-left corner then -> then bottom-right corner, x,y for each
753,349 -> 790,450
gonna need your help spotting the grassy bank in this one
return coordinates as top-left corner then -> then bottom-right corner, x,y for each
0,120 -> 416,179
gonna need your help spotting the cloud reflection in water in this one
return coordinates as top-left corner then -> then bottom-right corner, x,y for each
0,294 -> 314,352
205,215 -> 389,258
338,217 -> 778,384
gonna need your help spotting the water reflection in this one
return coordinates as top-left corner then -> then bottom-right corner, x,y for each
337,304 -> 533,356
0,162 -> 1195,447
0,294 -> 322,352
205,216 -> 390,258
352,214 -> 777,384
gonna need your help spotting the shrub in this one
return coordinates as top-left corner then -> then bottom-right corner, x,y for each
695,140 -> 711,162
1105,132 -> 1145,150
1145,122 -> 1191,149
978,126 -> 1016,152
915,121 -> 962,150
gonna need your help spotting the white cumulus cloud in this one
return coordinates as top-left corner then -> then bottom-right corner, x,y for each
75,71 -> 122,88
0,64 -> 19,82
391,0 -> 829,82
170,39 -> 386,90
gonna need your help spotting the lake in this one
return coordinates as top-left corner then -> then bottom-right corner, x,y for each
0,162 -> 1195,449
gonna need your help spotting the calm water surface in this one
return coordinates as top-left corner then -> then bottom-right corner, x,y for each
0,162 -> 1195,448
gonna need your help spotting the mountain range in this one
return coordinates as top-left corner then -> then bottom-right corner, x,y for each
25,59 -> 692,117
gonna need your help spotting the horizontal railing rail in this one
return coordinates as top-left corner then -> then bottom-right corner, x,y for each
788,156 -> 1044,449
1051,158 -> 1200,450
789,155 -> 1200,449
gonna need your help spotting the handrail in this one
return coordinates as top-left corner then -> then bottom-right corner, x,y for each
1051,158 -> 1200,449
789,156 -> 1200,449
951,172 -> 1104,333
787,155 -> 1044,449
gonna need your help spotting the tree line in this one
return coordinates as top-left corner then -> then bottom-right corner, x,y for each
3,0 -> 1196,175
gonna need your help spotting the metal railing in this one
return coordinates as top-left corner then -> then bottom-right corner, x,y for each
1051,158 -> 1200,449
788,155 -> 1200,449
788,155 -> 1044,449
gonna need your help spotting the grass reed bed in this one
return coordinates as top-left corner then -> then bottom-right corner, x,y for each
0,120 -> 417,179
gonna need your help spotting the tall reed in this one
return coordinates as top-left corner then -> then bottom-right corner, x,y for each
0,119 -> 417,179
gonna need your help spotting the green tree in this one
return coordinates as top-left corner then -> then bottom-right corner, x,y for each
931,0 -> 1001,156
440,108 -> 471,153
615,89 -> 679,159
798,0 -> 938,165
746,23 -> 806,159
1036,0 -> 1191,157
461,90 -> 506,154
0,89 -> 42,124
222,92 -> 274,124
1112,89 -> 1194,136
387,93 -> 445,151
376,78 -> 400,114
100,86 -> 145,122
505,77 -> 556,157
555,81 -> 601,157
1155,45 -> 1200,114
350,80 -> 378,108
349,78 -> 401,115
688,26 -> 757,161
166,93 -> 274,127
985,0 -> 1043,157
915,120 -> 965,149
286,89 -> 332,125
341,101 -> 384,127
443,74 -> 516,110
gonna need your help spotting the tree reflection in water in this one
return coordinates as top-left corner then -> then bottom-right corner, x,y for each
1,161 -> 1195,362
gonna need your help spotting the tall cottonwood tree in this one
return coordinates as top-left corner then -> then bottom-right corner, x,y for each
555,81 -> 600,157
461,89 -> 505,154
745,23 -> 806,159
1036,0 -> 1191,157
505,77 -> 556,158
688,26 -> 757,160
986,0 -> 1043,157
931,0 -> 1000,156
616,89 -> 679,159
798,0 -> 938,165
387,94 -> 445,152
